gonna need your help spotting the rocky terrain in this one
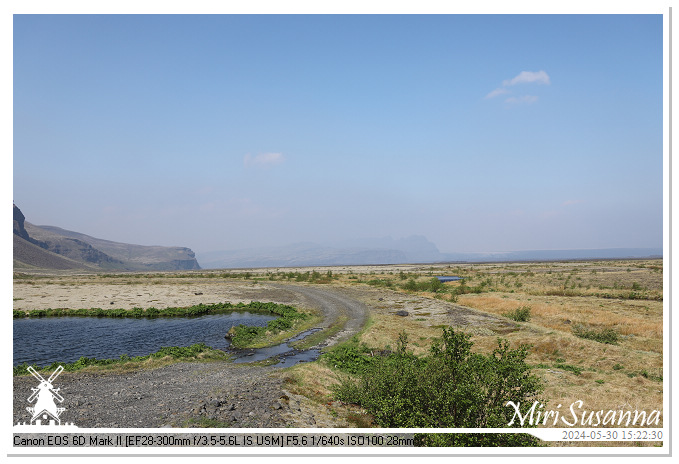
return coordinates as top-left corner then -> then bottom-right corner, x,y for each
13,361 -> 323,428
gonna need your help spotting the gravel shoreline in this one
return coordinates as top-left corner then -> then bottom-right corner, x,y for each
13,361 -> 321,428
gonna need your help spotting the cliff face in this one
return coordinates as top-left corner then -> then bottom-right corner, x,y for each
13,205 -> 201,271
13,204 -> 30,241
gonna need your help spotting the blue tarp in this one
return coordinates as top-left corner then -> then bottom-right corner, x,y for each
436,276 -> 462,283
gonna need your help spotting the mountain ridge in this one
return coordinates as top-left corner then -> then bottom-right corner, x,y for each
13,205 -> 201,272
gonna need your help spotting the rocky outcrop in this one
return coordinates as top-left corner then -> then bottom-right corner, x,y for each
13,204 -> 30,241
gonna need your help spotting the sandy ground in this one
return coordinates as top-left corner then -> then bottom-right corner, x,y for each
13,279 -> 307,311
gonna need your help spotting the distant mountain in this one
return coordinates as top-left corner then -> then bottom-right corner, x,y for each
196,235 -> 443,269
439,248 -> 663,262
196,233 -> 662,270
330,235 -> 442,262
13,205 -> 201,272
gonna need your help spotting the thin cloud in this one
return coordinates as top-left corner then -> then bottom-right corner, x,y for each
503,70 -> 551,87
485,87 -> 509,99
486,70 -> 550,101
244,152 -> 285,168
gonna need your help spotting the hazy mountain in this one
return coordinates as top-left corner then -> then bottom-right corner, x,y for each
196,235 -> 443,269
329,235 -> 442,262
439,248 -> 663,262
197,232 -> 662,269
13,205 -> 201,272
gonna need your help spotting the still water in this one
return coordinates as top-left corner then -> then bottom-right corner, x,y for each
13,312 -> 277,367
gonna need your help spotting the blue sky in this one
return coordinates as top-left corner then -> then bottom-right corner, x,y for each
12,13 -> 664,253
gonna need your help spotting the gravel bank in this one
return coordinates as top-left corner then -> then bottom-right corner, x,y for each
13,361 -> 322,428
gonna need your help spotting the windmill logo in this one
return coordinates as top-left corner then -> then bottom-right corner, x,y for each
15,365 -> 77,428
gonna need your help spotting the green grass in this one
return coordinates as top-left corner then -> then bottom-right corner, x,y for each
572,325 -> 620,345
553,363 -> 583,376
185,417 -> 233,428
13,301 -> 299,319
228,304 -> 311,348
13,343 -> 227,376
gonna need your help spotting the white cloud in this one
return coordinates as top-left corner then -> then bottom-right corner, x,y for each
486,70 -> 550,100
244,152 -> 285,168
485,87 -> 509,99
505,95 -> 538,105
503,70 -> 551,87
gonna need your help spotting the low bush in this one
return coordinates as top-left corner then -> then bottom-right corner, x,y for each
503,306 -> 532,322
333,328 -> 543,447
401,278 -> 445,293
322,340 -> 376,375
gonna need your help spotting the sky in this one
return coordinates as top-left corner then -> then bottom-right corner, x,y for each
12,12 -> 665,254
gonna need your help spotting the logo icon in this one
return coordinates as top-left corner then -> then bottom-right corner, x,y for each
15,365 -> 76,428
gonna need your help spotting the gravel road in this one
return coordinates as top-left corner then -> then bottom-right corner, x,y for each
13,283 -> 369,429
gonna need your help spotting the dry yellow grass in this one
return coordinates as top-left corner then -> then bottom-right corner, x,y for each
458,294 -> 663,341
322,258 -> 665,443
358,313 -> 442,357
15,258 -> 664,444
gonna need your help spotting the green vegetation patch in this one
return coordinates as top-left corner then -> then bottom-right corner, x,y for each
322,337 -> 377,375
572,325 -> 620,345
14,343 -> 224,376
13,301 -> 300,320
227,303 -> 310,348
401,277 -> 445,293
503,306 -> 532,322
553,363 -> 583,376
331,328 -> 543,447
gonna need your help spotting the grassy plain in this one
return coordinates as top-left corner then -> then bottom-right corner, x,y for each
13,258 -> 664,443
273,259 -> 664,442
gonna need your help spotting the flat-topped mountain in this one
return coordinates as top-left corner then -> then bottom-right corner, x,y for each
13,205 -> 201,272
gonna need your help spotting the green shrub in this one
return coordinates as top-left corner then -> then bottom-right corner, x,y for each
322,341 -> 376,375
504,306 -> 531,322
333,328 -> 543,447
402,279 -> 419,292
400,277 -> 445,293
366,279 -> 394,288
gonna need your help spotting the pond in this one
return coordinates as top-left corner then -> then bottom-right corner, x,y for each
13,312 -> 280,367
